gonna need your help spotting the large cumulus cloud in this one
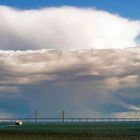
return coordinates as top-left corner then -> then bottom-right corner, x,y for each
0,5 -> 140,117
0,6 -> 139,50
0,48 -> 140,117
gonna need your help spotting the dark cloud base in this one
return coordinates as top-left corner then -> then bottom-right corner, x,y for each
0,48 -> 139,117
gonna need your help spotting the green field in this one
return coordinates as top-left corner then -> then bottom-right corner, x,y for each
0,122 -> 140,140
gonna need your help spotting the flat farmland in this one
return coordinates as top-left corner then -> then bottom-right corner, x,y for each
0,122 -> 140,140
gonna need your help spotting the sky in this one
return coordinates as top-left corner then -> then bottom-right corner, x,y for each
0,0 -> 140,19
0,1 -> 140,118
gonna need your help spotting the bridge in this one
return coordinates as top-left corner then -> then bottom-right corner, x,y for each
0,110 -> 140,124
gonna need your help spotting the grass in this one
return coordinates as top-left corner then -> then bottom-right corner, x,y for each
0,133 -> 140,140
0,122 -> 140,139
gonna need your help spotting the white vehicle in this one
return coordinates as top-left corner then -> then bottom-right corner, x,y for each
15,120 -> 23,125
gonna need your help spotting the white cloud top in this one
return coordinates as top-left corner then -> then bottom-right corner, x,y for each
0,6 -> 139,50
